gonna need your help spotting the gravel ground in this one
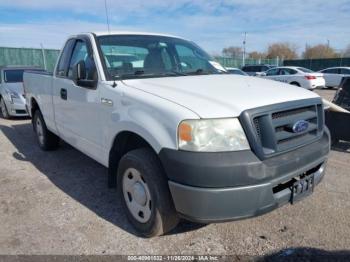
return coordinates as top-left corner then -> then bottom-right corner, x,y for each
0,89 -> 349,259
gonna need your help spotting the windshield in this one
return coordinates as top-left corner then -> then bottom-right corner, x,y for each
297,67 -> 314,73
4,70 -> 24,83
97,35 -> 226,80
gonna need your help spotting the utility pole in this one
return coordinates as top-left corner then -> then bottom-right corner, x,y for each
242,32 -> 247,66
40,43 -> 47,71
327,39 -> 330,54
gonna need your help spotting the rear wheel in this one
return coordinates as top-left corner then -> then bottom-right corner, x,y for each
117,148 -> 179,237
0,98 -> 10,119
33,110 -> 60,151
290,82 -> 301,87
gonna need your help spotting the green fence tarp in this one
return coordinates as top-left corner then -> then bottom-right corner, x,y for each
0,47 -> 60,72
215,57 -> 281,68
284,58 -> 350,71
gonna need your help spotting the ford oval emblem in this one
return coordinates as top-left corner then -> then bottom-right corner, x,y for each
292,120 -> 309,133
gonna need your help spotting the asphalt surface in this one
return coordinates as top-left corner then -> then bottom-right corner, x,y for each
0,89 -> 349,258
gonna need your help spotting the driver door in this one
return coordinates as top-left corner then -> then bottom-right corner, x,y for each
53,37 -> 104,164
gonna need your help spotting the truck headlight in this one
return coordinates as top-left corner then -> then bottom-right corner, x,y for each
178,118 -> 250,152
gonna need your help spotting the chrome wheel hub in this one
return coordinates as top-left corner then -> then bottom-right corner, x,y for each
122,168 -> 152,223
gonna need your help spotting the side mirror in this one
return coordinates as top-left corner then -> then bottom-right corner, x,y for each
72,59 -> 97,89
260,72 -> 267,76
73,60 -> 86,81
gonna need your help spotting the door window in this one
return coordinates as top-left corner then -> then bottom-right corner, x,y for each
279,68 -> 297,75
56,39 -> 75,77
324,68 -> 339,74
68,40 -> 96,80
266,68 -> 279,76
340,68 -> 350,75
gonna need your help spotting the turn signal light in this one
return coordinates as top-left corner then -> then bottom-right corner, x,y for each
178,122 -> 192,142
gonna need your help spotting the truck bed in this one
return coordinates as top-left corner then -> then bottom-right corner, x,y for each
23,71 -> 56,132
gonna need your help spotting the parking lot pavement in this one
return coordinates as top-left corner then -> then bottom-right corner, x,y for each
0,89 -> 349,258
314,88 -> 337,101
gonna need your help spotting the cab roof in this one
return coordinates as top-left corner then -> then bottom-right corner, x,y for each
89,31 -> 183,39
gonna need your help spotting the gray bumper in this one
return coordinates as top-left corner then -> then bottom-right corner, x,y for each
160,131 -> 330,223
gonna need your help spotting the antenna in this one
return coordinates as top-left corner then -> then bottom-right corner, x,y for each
104,0 -> 111,33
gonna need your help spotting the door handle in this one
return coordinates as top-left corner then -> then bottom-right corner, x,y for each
60,88 -> 67,100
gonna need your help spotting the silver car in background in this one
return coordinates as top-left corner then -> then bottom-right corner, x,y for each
0,66 -> 43,119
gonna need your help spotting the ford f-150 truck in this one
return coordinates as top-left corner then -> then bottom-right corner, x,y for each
24,32 -> 330,237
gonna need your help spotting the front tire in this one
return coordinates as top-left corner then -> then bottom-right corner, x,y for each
0,98 -> 10,119
117,148 -> 179,237
33,110 -> 60,151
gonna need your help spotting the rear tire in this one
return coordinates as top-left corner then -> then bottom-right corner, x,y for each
33,110 -> 60,151
290,82 -> 301,87
117,148 -> 179,237
0,98 -> 10,119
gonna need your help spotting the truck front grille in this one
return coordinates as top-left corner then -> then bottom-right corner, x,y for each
240,99 -> 324,159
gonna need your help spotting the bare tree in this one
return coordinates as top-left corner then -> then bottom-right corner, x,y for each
248,51 -> 266,59
222,46 -> 243,58
266,42 -> 298,60
343,44 -> 350,57
303,44 -> 339,59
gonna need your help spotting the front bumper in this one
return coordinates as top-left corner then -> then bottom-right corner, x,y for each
4,98 -> 28,117
159,131 -> 330,223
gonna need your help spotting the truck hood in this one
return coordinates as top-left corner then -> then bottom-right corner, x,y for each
123,74 -> 320,118
2,82 -> 24,95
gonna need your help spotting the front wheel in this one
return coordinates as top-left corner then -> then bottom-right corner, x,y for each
33,110 -> 60,151
0,98 -> 10,119
117,148 -> 179,237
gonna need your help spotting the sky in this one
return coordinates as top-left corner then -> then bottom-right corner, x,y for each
0,0 -> 349,55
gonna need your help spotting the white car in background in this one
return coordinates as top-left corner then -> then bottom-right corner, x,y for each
262,66 -> 325,90
318,67 -> 350,88
225,67 -> 248,76
0,66 -> 43,119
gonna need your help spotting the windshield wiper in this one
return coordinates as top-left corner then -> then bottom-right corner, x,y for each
161,71 -> 188,76
113,70 -> 187,80
113,70 -> 148,79
186,69 -> 211,75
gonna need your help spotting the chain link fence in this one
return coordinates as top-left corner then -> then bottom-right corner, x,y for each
283,58 -> 350,71
214,57 -> 282,68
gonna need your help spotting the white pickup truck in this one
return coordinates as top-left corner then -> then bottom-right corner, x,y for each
24,32 -> 330,237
